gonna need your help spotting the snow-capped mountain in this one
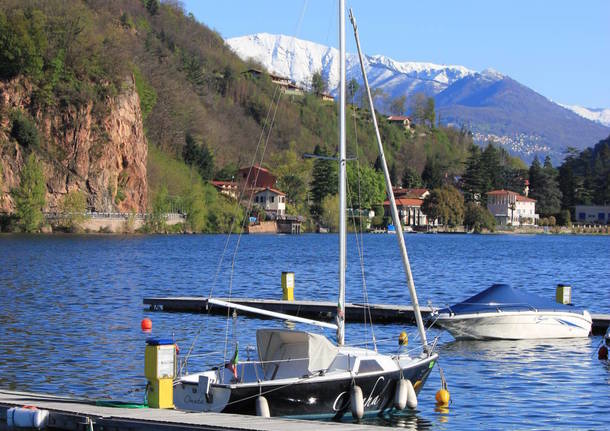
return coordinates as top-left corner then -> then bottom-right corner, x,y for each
559,105 -> 610,127
227,33 -> 473,97
226,33 -> 610,163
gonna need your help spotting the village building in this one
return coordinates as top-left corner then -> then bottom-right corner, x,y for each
320,92 -> 334,102
245,69 -> 305,96
253,187 -> 286,217
387,115 -> 412,129
574,205 -> 610,224
486,190 -> 538,226
383,188 -> 431,228
210,180 -> 239,200
238,165 -> 277,189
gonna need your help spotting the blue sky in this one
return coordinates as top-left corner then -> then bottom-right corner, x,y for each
182,0 -> 610,108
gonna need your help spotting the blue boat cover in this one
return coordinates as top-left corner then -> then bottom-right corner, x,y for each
439,284 -> 582,315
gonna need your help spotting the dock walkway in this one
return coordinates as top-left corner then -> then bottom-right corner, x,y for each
143,297 -> 610,335
0,390 -> 383,431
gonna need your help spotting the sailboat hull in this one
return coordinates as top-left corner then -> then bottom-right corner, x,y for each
174,354 -> 437,418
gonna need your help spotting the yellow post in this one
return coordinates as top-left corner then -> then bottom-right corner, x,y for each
282,272 -> 294,301
556,284 -> 572,305
144,339 -> 175,408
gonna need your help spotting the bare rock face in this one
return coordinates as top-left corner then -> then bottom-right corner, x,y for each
0,76 -> 147,213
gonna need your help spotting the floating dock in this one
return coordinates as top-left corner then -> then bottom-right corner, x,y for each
143,297 -> 610,335
0,390 -> 384,431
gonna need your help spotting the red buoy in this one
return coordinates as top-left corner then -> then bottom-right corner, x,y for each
141,318 -> 152,332
599,345 -> 608,360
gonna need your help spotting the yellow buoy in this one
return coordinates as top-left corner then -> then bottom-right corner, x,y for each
398,331 -> 408,346
435,388 -> 450,406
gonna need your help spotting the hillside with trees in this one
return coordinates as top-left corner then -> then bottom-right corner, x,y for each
1,0 -> 533,232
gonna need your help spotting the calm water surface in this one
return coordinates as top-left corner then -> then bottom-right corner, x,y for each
0,233 -> 608,430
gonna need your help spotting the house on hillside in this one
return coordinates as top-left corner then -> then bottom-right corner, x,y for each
320,92 -> 334,102
239,165 -> 277,189
245,69 -> 305,96
383,188 -> 432,228
574,205 -> 610,224
486,190 -> 538,226
253,187 -> 286,217
211,180 -> 239,199
387,115 -> 412,130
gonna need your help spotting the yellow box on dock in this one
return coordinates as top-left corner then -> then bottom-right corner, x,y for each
556,284 -> 572,305
145,339 -> 175,409
282,272 -> 294,301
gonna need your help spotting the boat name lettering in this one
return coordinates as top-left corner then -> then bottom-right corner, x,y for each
184,395 -> 207,405
364,376 -> 387,408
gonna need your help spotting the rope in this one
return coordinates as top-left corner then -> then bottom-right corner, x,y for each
181,85 -> 282,372
221,88 -> 283,376
345,68 -> 377,352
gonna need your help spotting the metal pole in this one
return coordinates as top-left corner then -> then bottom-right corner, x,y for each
348,9 -> 428,349
337,0 -> 347,347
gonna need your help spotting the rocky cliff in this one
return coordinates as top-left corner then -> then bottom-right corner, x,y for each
0,76 -> 147,213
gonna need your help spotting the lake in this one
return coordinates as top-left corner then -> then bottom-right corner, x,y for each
0,233 -> 608,430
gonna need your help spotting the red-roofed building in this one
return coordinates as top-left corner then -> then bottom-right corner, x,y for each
486,190 -> 538,226
387,115 -> 412,129
239,165 -> 276,189
383,196 -> 430,227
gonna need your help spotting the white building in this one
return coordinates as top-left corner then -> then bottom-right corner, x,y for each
253,187 -> 286,216
574,205 -> 610,224
486,190 -> 538,226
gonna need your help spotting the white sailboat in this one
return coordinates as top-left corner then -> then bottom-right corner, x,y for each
173,2 -> 438,418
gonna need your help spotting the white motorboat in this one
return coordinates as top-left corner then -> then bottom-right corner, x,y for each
434,284 -> 592,340
173,4 -> 437,419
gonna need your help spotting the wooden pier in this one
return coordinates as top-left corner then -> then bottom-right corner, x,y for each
0,390 -> 384,431
143,297 -> 610,335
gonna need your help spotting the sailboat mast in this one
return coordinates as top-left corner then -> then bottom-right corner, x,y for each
348,9 -> 428,349
337,0 -> 347,347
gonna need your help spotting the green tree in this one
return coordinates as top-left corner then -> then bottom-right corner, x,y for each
530,156 -> 561,216
146,0 -> 160,16
464,202 -> 496,233
183,133 -> 214,180
310,145 -> 337,217
347,78 -> 359,104
12,154 -> 46,232
424,97 -> 435,128
11,111 -> 40,148
146,186 -> 170,232
311,71 -> 327,96
461,145 -> 483,202
184,183 -> 207,232
422,185 -> 464,227
320,194 -> 339,232
270,146 -> 311,209
59,189 -> 87,231
0,8 -> 46,80
401,166 -> 422,188
421,157 -> 445,189
346,163 -> 385,210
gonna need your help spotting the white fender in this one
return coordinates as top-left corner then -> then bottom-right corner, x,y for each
7,407 -> 49,429
406,379 -> 417,409
255,396 -> 270,417
393,379 -> 408,410
350,385 -> 364,419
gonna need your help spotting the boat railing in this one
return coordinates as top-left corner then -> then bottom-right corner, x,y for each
446,302 -> 541,315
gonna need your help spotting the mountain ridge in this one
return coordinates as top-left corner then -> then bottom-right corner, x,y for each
227,33 -> 610,163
